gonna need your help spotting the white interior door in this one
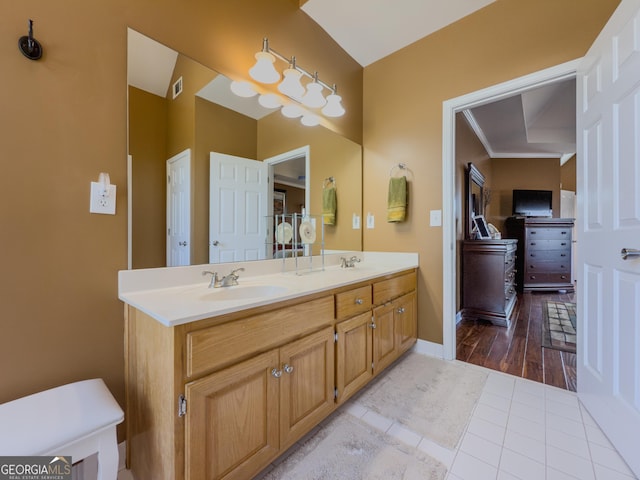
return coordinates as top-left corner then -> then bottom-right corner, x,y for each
166,149 -> 191,267
210,152 -> 268,263
577,0 -> 640,476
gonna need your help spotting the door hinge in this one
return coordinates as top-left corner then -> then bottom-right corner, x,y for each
178,394 -> 187,417
371,362 -> 375,370
167,175 -> 171,184
334,387 -> 338,399
334,332 -> 338,343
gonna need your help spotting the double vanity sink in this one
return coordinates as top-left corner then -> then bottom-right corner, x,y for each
119,251 -> 418,326
118,251 -> 419,480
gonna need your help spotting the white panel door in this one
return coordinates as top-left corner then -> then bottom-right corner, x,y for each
166,149 -> 191,267
577,1 -> 640,476
210,152 -> 268,263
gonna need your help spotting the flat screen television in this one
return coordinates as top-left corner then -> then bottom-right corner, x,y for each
512,189 -> 552,217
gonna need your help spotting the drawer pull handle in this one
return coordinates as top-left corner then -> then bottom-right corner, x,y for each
560,275 -> 567,280
561,231 -> 568,234
530,242 -> 537,246
355,298 -> 363,305
283,364 -> 294,374
561,253 -> 567,257
561,242 -> 567,246
370,322 -> 376,329
271,368 -> 282,378
397,307 -> 405,314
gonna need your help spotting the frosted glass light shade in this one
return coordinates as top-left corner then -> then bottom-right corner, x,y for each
301,82 -> 326,108
278,68 -> 305,100
301,114 -> 320,127
230,80 -> 258,98
249,52 -> 280,84
321,93 -> 345,117
258,93 -> 282,109
281,104 -> 303,118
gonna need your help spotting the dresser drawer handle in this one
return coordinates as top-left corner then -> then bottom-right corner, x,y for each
560,275 -> 568,280
355,298 -> 363,305
530,242 -> 537,246
561,231 -> 568,234
561,242 -> 567,246
560,253 -> 567,257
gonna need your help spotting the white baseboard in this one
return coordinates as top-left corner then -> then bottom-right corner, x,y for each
413,339 -> 445,358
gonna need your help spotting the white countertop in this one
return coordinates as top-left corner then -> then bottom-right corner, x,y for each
118,252 -> 418,327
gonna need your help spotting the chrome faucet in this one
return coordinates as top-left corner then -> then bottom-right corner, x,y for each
202,268 -> 245,288
340,256 -> 361,268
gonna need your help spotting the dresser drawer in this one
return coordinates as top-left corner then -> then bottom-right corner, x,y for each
527,239 -> 571,251
335,285 -> 372,320
186,296 -> 334,378
527,249 -> 571,263
525,272 -> 571,284
526,228 -> 572,241
526,260 -> 571,274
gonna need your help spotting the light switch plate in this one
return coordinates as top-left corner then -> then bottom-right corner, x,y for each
430,209 -> 442,227
366,213 -> 375,229
352,213 -> 361,229
90,182 -> 116,215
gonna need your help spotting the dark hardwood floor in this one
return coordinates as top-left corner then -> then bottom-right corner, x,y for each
457,291 -> 577,392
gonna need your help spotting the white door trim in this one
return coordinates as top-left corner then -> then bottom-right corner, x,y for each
441,59 -> 581,360
264,145 -> 311,214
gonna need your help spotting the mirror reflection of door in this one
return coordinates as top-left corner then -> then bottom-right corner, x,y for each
209,152 -> 268,263
166,149 -> 191,266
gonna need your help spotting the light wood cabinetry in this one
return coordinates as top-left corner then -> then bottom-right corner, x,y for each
126,269 -> 417,480
336,272 -> 418,402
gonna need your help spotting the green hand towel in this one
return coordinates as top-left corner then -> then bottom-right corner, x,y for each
387,176 -> 407,223
322,186 -> 337,225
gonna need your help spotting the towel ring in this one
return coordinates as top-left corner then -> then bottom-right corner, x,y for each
323,176 -> 336,189
389,163 -> 412,178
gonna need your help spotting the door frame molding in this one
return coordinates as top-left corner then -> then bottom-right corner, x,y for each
264,145 -> 311,215
441,59 -> 581,360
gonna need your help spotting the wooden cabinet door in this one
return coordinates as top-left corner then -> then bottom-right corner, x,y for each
395,292 -> 417,355
185,349 -> 280,480
279,327 -> 335,450
372,303 -> 397,375
336,312 -> 373,404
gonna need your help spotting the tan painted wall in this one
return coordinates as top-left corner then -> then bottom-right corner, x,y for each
129,87 -> 168,269
0,0 -> 362,441
490,158 -> 561,231
561,155 -> 577,192
363,0 -> 620,344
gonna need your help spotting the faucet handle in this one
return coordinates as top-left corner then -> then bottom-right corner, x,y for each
350,256 -> 361,263
230,267 -> 245,276
202,270 -> 219,288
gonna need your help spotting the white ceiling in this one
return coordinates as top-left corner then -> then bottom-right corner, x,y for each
301,0 -> 497,67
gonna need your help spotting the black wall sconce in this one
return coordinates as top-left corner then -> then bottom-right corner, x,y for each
18,19 -> 43,60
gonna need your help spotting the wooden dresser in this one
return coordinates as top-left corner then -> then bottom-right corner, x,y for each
462,239 -> 518,327
506,217 -> 574,293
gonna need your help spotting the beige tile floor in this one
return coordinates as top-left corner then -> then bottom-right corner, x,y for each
117,356 -> 637,480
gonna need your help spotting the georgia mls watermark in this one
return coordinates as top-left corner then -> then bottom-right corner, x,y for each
0,457 -> 71,480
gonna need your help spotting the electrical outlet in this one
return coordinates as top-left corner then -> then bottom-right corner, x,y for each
90,182 -> 116,215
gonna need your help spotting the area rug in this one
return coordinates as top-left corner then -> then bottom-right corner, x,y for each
352,353 -> 488,450
542,300 -> 577,353
260,412 -> 447,480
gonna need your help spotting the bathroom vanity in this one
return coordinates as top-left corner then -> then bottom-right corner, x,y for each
119,252 -> 418,480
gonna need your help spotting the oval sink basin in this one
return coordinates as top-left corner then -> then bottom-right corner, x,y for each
199,285 -> 289,302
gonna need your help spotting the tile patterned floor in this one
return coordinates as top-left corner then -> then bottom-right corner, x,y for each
118,356 -> 637,480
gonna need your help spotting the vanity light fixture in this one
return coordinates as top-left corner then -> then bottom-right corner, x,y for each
244,37 -> 345,122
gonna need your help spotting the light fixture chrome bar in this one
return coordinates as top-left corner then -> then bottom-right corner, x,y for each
261,38 -> 337,94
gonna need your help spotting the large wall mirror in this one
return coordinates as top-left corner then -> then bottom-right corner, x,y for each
127,29 -> 363,269
465,162 -> 485,240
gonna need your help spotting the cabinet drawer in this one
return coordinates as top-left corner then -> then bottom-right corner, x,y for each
525,272 -> 571,284
336,285 -> 372,320
526,260 -> 571,274
373,271 -> 417,305
527,228 -> 572,241
527,239 -> 571,251
527,249 -> 571,263
186,296 -> 334,378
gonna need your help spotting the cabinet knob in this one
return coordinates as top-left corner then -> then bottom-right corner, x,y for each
370,322 -> 376,329
355,298 -> 363,305
271,368 -> 282,378
283,364 -> 294,374
397,307 -> 405,314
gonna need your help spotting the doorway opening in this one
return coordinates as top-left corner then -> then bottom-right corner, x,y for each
442,59 -> 580,389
